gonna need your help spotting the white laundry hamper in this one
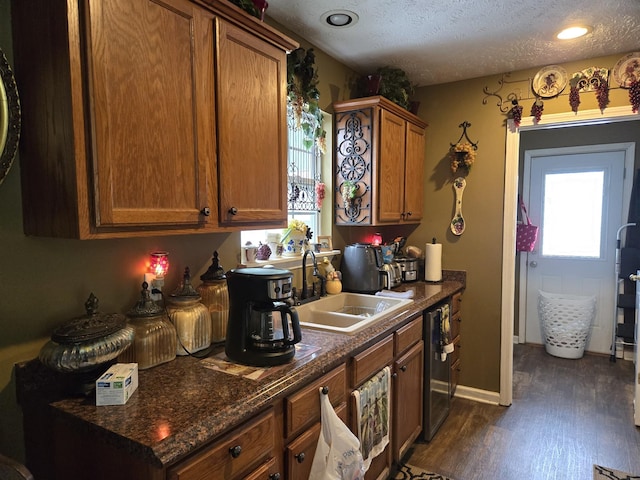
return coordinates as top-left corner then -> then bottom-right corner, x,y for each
537,291 -> 597,359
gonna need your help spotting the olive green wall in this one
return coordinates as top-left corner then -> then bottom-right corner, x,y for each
408,54 -> 636,392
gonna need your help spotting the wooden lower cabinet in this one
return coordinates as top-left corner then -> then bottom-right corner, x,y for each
45,311 -> 433,480
285,403 -> 347,479
167,409 -> 276,480
393,340 -> 424,462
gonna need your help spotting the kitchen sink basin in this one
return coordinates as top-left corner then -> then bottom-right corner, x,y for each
295,292 -> 413,335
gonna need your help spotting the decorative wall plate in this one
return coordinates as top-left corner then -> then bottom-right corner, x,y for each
612,52 -> 640,88
577,67 -> 608,92
532,65 -> 568,98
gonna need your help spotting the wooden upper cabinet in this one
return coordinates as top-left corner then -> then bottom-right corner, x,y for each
216,19 -> 288,227
88,0 -> 216,231
11,0 -> 296,238
333,96 -> 427,226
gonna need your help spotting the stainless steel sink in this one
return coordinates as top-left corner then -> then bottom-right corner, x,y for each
295,292 -> 413,335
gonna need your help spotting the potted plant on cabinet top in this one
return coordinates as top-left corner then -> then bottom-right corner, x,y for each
287,47 -> 327,153
359,66 -> 415,111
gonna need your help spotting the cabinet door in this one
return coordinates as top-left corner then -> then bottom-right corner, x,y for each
377,109 -> 406,223
88,0 -> 216,230
216,20 -> 288,227
393,340 -> 424,462
403,122 -> 425,223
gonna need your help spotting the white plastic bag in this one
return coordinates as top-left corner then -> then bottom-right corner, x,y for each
309,387 -> 365,480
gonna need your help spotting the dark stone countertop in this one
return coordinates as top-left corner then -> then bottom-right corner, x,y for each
16,271 -> 465,470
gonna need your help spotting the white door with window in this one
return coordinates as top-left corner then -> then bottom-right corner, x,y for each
521,144 -> 634,354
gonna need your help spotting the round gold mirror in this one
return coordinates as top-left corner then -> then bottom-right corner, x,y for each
0,47 -> 21,186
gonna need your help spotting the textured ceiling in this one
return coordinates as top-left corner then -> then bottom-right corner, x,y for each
266,0 -> 640,86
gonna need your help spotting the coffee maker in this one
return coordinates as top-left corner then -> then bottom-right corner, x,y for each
225,268 -> 302,366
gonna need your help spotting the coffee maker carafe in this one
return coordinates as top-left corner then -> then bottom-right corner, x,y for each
225,268 -> 302,366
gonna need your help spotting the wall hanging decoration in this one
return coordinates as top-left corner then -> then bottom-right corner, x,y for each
531,98 -> 544,123
450,177 -> 466,236
287,47 -> 327,153
532,65 -> 568,98
568,74 -> 583,113
0,47 -> 21,187
612,52 -> 640,112
449,121 -> 478,176
483,62 -> 624,117
509,100 -> 524,127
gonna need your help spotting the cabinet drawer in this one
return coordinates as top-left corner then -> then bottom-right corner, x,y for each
167,409 -> 275,480
351,335 -> 394,387
451,311 -> 461,340
285,364 -> 347,439
394,315 -> 422,355
452,292 -> 463,314
285,403 -> 347,480
243,457 -> 279,480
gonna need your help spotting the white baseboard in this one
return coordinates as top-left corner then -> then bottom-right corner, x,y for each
453,385 -> 501,405
513,335 -> 520,344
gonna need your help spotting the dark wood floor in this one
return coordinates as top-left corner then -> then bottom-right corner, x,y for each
404,343 -> 640,480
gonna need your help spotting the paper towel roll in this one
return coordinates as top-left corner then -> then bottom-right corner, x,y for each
424,242 -> 442,282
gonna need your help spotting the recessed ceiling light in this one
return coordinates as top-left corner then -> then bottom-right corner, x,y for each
321,10 -> 359,28
556,26 -> 592,40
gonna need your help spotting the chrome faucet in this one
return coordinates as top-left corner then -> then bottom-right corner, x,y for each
301,250 -> 326,300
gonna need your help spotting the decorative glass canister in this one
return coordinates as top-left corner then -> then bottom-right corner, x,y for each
196,251 -> 229,343
166,267 -> 211,355
119,282 -> 177,369
39,293 -> 134,374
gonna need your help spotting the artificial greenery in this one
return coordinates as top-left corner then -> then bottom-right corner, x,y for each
375,66 -> 414,110
287,48 -> 326,153
227,0 -> 261,19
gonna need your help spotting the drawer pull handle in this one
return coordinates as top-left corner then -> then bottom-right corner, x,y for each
321,386 -> 329,395
295,452 -> 306,463
229,445 -> 242,458
269,474 -> 281,480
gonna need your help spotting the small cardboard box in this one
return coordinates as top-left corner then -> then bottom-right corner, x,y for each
96,363 -> 139,406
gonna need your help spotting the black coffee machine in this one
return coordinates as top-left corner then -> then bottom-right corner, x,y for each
225,268 -> 302,366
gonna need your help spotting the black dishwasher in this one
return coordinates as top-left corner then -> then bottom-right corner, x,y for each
421,301 -> 451,441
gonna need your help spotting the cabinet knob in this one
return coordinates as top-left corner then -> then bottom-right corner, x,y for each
400,365 -> 407,372
228,207 -> 238,215
269,474 -> 281,480
321,386 -> 329,395
295,452 -> 306,463
229,445 -> 242,458
391,372 -> 398,378
200,207 -> 211,216
406,211 -> 412,217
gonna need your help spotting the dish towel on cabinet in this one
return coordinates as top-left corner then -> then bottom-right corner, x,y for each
438,304 -> 454,361
352,366 -> 391,472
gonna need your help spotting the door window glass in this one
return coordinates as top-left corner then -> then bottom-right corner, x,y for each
542,170 -> 604,258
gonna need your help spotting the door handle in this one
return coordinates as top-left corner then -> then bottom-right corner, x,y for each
529,261 -> 537,268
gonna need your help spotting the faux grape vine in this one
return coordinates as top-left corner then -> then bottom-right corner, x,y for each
593,72 -> 609,112
629,80 -> 640,113
531,99 -> 544,123
569,85 -> 580,113
510,103 -> 523,127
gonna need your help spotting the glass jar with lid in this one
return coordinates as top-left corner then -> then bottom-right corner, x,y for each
166,267 -> 211,355
118,282 -> 177,369
196,251 -> 229,343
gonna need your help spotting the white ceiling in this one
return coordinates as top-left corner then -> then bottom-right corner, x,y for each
266,0 -> 640,87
